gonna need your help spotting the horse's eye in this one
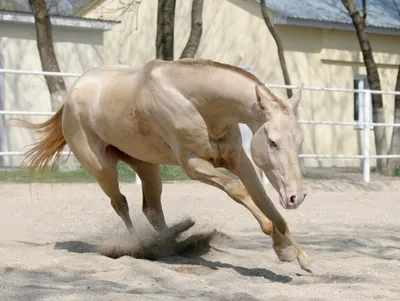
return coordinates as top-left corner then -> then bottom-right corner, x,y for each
268,139 -> 277,148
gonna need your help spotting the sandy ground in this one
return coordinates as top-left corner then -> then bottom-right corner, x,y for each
1,175 -> 400,301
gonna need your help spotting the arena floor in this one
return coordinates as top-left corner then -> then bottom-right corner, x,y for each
0,175 -> 399,300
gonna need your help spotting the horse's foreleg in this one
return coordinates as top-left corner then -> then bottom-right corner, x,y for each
232,148 -> 318,274
180,155 -> 296,260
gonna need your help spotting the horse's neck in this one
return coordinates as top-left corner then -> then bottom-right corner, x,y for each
166,63 -> 263,132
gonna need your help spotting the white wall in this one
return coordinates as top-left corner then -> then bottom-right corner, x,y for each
0,21 -> 106,166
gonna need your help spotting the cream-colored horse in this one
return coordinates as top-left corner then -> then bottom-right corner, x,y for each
15,58 -> 319,274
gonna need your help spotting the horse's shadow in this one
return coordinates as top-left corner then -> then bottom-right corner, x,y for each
53,220 -> 292,284
159,254 -> 292,283
54,240 -> 98,253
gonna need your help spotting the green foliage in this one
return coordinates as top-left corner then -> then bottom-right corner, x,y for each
0,162 -> 240,183
0,163 -> 188,183
160,165 -> 190,181
0,2 -> 17,10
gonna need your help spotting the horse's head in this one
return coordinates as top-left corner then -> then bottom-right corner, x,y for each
250,84 -> 306,210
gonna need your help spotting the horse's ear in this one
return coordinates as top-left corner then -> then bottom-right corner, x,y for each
255,85 -> 286,113
255,85 -> 268,110
288,83 -> 303,110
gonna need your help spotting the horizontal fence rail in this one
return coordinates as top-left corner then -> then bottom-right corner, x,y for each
0,69 -> 81,77
1,68 -> 400,95
1,68 -> 400,184
265,83 -> 400,96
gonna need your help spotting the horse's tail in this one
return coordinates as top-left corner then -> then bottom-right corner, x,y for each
10,105 -> 67,180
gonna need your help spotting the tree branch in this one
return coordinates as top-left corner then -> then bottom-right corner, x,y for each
156,0 -> 176,61
341,0 -> 388,171
180,0 -> 204,59
362,0 -> 367,20
393,0 -> 400,15
260,0 -> 292,98
29,0 -> 66,111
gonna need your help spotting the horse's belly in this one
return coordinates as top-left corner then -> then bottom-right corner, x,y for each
107,131 -> 178,165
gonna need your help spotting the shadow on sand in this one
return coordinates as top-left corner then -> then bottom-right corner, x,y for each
53,217 -> 293,284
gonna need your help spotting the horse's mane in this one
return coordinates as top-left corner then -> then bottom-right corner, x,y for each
173,58 -> 264,86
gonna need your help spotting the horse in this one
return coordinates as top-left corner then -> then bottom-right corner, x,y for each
13,58 -> 320,274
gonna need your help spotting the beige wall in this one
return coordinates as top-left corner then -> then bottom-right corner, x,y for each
0,22 -> 105,166
83,0 -> 400,168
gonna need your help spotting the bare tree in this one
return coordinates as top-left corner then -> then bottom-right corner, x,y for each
28,0 -> 74,171
394,0 -> 400,15
180,0 -> 204,59
260,0 -> 292,99
385,65 -> 400,175
156,0 -> 176,60
341,0 -> 388,172
29,0 -> 66,111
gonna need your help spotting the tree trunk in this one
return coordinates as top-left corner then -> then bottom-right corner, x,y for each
260,0 -> 306,171
29,0 -> 66,111
260,0 -> 292,99
362,0 -> 367,19
385,65 -> 400,175
29,0 -> 78,172
341,0 -> 388,172
156,0 -> 176,61
180,0 -> 204,59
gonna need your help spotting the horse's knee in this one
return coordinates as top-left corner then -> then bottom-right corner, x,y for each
181,157 -> 213,180
224,181 -> 248,203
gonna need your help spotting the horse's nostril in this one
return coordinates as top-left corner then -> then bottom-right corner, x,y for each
290,195 -> 296,204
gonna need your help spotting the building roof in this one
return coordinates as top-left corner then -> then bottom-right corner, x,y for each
261,0 -> 400,33
0,8 -> 118,30
75,0 -> 400,35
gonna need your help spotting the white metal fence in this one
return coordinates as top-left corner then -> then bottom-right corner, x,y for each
1,68 -> 400,184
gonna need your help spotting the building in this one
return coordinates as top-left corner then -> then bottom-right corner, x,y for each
76,0 -> 400,168
0,9 -> 117,166
1,1 -> 399,169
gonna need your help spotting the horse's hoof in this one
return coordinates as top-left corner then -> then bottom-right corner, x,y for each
297,252 -> 328,276
274,244 -> 298,262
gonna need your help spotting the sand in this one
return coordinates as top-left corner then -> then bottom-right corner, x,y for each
1,174 -> 399,300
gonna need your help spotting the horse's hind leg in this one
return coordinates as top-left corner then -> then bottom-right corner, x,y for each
63,123 -> 135,234
136,163 -> 167,232
118,155 -> 167,232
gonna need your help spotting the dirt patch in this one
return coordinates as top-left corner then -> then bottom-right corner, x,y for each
1,181 -> 400,300
98,218 -> 220,260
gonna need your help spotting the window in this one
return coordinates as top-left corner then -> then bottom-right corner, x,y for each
353,74 -> 373,130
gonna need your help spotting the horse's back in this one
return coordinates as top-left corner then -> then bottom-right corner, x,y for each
66,64 -> 142,111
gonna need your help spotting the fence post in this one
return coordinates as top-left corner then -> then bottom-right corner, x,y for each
363,90 -> 371,183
